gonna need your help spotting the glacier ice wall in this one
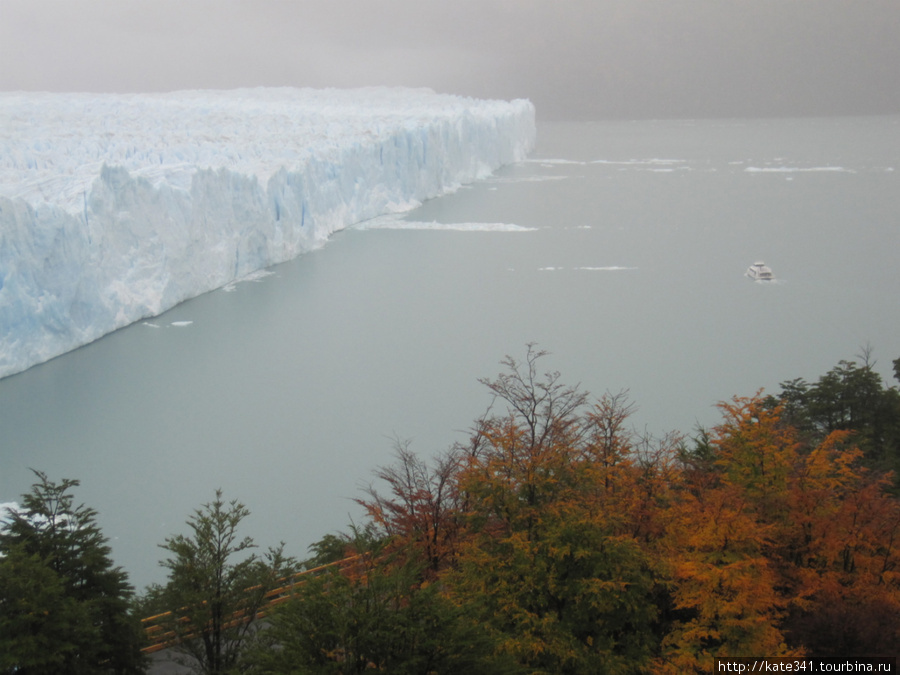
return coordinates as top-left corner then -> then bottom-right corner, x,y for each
0,88 -> 535,378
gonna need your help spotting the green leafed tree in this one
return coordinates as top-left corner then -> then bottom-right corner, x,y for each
244,529 -> 519,675
149,489 -> 295,675
0,470 -> 146,674
0,545 -> 97,674
772,353 -> 900,483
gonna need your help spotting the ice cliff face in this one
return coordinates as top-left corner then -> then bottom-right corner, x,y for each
0,88 -> 535,378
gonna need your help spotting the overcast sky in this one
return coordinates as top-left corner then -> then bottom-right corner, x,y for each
1,0 -> 899,120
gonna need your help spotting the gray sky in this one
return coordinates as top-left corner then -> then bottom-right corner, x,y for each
1,0 -> 899,120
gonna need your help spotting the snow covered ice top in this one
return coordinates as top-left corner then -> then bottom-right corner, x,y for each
0,88 -> 535,378
1,88 -> 535,211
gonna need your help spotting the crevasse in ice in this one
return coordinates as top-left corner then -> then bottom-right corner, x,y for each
0,88 -> 536,378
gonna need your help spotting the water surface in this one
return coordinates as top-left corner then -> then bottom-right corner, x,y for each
2,116 -> 898,589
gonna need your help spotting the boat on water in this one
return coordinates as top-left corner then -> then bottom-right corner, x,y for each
746,261 -> 775,281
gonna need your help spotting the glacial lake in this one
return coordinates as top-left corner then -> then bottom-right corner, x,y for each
2,116 -> 899,590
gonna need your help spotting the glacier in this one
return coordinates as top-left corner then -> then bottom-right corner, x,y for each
0,88 -> 535,379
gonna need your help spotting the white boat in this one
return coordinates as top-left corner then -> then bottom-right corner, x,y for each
746,261 -> 774,281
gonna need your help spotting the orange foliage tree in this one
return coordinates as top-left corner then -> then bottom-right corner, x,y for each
356,439 -> 463,578
449,346 -> 663,674
659,395 -> 900,669
347,350 -> 900,670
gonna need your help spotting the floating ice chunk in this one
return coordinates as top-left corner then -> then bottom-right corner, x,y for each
537,266 -> 636,272
744,166 -> 852,173
222,269 -> 275,292
524,158 -> 588,166
574,266 -> 638,271
488,175 -> 567,184
592,158 -> 687,166
354,214 -> 535,232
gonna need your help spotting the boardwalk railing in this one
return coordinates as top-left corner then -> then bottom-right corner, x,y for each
140,553 -> 367,654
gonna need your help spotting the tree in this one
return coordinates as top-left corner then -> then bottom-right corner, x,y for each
772,354 -> 900,481
452,348 -> 662,674
660,486 -> 793,671
778,435 -> 900,656
460,345 -> 588,540
474,344 -> 589,463
244,530 -> 517,675
0,470 -> 146,675
658,398 -> 804,672
357,439 -> 462,577
0,545 -> 96,674
451,509 -> 660,675
303,532 -> 354,569
660,396 -> 900,665
151,490 -> 295,675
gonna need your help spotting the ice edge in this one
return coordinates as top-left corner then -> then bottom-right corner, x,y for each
0,88 -> 536,378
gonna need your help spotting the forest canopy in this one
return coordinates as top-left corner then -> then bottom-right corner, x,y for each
3,346 -> 899,674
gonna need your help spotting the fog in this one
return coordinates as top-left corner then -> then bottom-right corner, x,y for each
2,0 -> 899,119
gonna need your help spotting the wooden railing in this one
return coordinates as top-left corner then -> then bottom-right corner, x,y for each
140,554 -> 367,654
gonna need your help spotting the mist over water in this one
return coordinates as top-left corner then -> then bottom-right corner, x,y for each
2,116 -> 898,590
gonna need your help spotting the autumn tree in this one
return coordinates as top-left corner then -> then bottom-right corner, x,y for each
451,346 -> 663,674
579,392 -> 683,544
237,347 -> 900,670
657,398 -> 805,671
357,438 -> 462,577
660,395 -> 900,666
778,431 -> 900,656
460,345 -> 587,536
581,390 -> 635,493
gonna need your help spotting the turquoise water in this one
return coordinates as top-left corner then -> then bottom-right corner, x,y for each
2,116 -> 898,589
